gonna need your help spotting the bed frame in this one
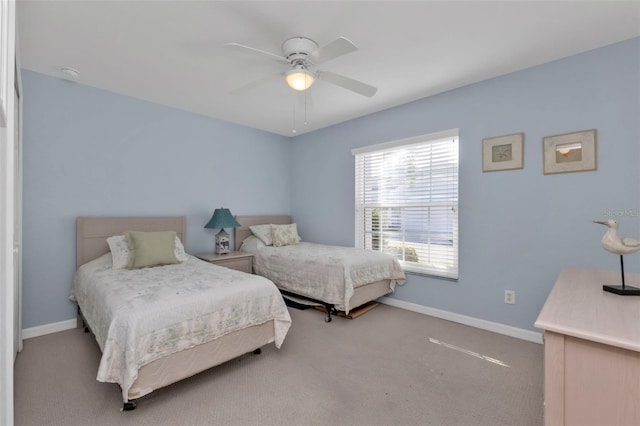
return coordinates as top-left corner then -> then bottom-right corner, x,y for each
76,216 -> 276,410
234,215 -> 393,322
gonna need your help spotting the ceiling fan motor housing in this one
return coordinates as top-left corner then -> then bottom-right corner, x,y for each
282,37 -> 319,64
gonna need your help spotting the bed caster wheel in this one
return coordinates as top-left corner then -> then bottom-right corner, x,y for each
84,327 -> 90,333
253,348 -> 261,355
123,401 -> 137,411
325,316 -> 332,323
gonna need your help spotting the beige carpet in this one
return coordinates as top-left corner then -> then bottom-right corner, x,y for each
14,304 -> 543,426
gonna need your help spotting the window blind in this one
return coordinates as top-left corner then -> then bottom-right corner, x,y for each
353,130 -> 459,279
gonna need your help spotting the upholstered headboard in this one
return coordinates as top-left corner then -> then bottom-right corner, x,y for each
76,216 -> 186,268
234,215 -> 291,251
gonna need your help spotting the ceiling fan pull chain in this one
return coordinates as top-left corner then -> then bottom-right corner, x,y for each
304,89 -> 308,125
292,99 -> 297,134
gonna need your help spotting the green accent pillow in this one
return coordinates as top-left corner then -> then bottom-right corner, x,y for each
271,223 -> 300,247
125,231 -> 179,269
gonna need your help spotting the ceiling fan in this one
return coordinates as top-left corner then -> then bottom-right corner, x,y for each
225,36 -> 377,98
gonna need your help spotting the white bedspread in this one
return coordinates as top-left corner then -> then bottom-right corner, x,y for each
71,254 -> 291,401
246,242 -> 406,313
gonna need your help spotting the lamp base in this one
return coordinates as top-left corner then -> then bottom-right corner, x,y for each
215,229 -> 230,255
602,284 -> 640,296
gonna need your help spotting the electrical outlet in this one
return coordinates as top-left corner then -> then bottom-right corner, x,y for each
504,290 -> 516,304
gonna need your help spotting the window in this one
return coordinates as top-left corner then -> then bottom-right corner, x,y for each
353,129 -> 459,279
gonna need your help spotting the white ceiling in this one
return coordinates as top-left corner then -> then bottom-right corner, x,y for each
17,1 -> 640,137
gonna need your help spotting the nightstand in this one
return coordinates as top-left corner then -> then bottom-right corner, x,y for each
196,251 -> 253,274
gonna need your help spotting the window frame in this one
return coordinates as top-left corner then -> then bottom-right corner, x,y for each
352,129 -> 459,279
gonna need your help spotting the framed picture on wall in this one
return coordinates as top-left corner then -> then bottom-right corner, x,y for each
543,129 -> 596,175
482,133 -> 524,172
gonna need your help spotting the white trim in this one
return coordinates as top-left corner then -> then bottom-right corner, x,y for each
22,319 -> 77,340
378,296 -> 543,344
351,128 -> 459,155
0,1 -> 16,423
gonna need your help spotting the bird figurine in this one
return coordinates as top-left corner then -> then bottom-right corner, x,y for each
593,220 -> 640,255
593,219 -> 640,295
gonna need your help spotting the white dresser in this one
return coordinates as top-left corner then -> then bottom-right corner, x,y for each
535,267 -> 640,426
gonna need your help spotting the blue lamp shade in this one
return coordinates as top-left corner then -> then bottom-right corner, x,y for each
204,208 -> 241,255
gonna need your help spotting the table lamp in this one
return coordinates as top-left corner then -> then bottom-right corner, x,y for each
204,208 -> 241,254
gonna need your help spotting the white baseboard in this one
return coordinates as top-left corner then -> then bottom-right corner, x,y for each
378,297 -> 543,344
23,301 -> 543,344
22,318 -> 76,340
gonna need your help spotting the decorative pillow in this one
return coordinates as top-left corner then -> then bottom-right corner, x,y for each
271,223 -> 300,247
239,235 -> 267,253
250,224 -> 274,246
125,231 -> 179,269
174,237 -> 188,262
106,235 -> 131,269
107,234 -> 187,269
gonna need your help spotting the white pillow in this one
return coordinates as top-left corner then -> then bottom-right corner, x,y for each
106,234 -> 188,269
106,235 -> 131,269
239,235 -> 267,253
174,237 -> 188,262
250,224 -> 273,246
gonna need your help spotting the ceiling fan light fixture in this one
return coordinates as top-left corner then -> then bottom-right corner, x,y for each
285,67 -> 314,91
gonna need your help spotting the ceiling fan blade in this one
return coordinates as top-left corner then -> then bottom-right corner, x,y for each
230,71 -> 284,95
310,37 -> 358,64
317,70 -> 377,97
224,43 -> 289,65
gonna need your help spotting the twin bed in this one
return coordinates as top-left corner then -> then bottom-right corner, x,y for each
72,215 -> 405,410
235,215 -> 406,322
72,216 -> 291,410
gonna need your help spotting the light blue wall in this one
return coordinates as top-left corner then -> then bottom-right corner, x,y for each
22,38 -> 640,333
290,38 -> 640,332
22,71 -> 291,328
